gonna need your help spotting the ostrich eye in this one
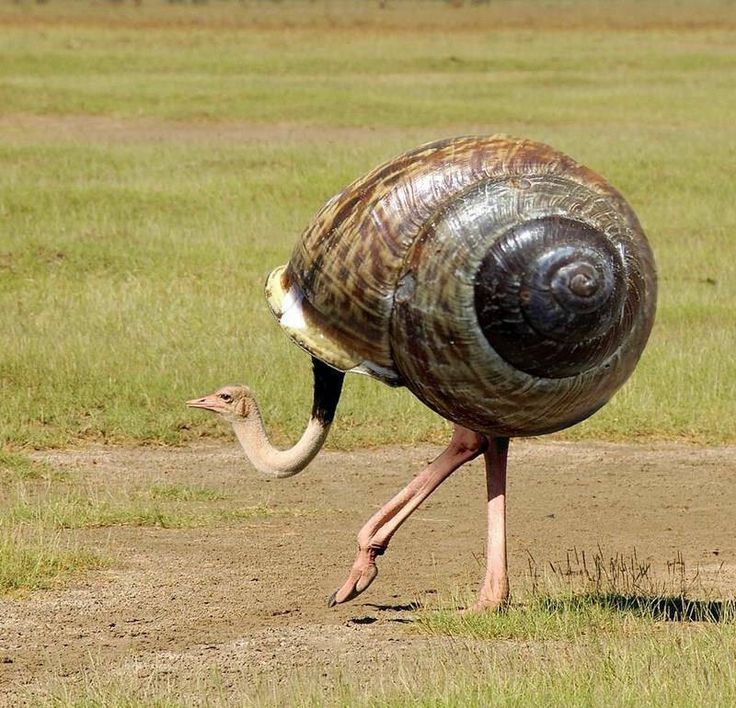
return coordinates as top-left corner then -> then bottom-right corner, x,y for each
218,393 -> 233,403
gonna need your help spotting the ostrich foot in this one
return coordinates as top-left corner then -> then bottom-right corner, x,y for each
327,545 -> 384,607
460,576 -> 510,614
461,593 -> 510,615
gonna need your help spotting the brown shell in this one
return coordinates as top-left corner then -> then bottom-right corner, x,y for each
266,135 -> 657,436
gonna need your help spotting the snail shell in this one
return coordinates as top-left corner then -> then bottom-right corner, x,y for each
266,136 -> 657,437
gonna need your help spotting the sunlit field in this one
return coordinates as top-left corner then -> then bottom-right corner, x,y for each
1,0 -> 735,449
1,2 -> 736,704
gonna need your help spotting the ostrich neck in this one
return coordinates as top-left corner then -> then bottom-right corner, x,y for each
232,357 -> 345,479
231,412 -> 330,478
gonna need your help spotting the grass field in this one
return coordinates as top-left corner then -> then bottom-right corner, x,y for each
1,0 -> 734,450
1,3 -> 735,704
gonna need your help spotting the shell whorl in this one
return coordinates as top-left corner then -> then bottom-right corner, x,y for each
474,215 -> 627,378
267,136 -> 657,437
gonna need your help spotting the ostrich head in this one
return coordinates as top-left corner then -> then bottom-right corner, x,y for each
186,376 -> 335,479
187,385 -> 254,423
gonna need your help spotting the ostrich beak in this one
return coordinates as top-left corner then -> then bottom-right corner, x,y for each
186,394 -> 221,413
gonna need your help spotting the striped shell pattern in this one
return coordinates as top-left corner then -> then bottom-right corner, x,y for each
266,136 -> 657,437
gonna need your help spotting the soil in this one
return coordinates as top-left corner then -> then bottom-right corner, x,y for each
0,440 -> 735,703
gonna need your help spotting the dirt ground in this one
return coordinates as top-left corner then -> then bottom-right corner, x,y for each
1,440 -> 735,703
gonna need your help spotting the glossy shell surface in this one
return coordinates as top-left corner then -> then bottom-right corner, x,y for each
266,135 -> 657,436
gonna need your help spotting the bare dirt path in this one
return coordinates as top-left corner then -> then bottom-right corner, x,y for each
1,440 -> 734,703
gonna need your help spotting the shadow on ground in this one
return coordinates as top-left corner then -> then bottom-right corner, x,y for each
544,594 -> 736,622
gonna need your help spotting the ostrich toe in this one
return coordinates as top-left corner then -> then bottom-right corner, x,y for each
327,546 -> 383,607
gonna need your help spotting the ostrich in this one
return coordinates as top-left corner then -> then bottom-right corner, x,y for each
187,136 -> 656,611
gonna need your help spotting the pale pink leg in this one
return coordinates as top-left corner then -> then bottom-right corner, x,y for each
470,437 -> 510,611
328,426 -> 486,607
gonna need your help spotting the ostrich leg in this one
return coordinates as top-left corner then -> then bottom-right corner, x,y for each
472,436 -> 510,611
329,426 -> 486,606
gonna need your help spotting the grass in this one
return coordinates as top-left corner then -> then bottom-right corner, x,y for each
0,528 -> 103,594
1,1 -> 735,448
420,547 -> 736,637
420,593 -> 650,641
0,450 -> 65,482
2,482 -> 274,530
4,0 -> 736,33
33,600 -> 736,707
418,588 -> 736,643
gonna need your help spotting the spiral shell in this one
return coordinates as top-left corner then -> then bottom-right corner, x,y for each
266,136 -> 656,436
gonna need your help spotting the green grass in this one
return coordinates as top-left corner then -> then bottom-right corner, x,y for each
0,528 -> 103,594
418,592 -> 736,641
2,486 -> 273,529
419,593 -> 651,641
420,547 -> 736,639
0,450 -> 65,482
1,0 -> 735,449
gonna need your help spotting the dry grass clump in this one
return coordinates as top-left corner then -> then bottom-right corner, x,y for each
419,547 -> 736,641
